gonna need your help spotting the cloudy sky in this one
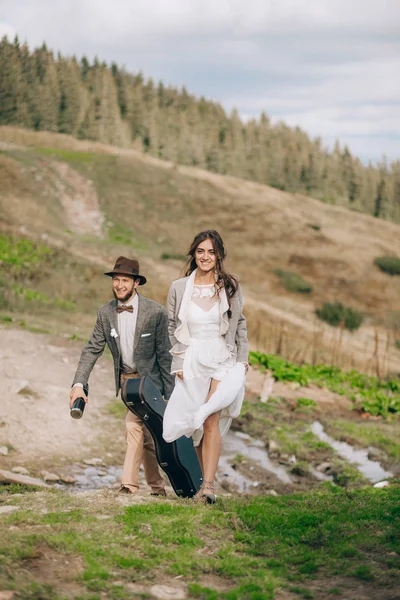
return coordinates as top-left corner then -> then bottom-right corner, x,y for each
1,0 -> 399,163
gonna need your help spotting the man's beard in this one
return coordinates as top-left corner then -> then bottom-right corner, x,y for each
113,289 -> 134,303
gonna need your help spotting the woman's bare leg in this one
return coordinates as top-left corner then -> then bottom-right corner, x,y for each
195,440 -> 204,474
201,378 -> 222,485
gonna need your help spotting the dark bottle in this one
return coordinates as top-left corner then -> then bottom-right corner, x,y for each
70,384 -> 89,419
70,397 -> 86,419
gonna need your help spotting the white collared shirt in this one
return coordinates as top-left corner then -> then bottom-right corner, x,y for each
118,292 -> 139,372
73,293 -> 139,391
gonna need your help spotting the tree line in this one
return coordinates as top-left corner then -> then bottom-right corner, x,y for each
1,36 -> 399,223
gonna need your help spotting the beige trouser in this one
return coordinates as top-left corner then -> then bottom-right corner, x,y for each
120,372 -> 165,493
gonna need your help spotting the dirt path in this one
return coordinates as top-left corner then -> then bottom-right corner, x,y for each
0,327 -> 121,471
0,325 -> 346,473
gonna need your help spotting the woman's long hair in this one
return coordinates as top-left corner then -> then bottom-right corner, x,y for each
185,230 -> 238,317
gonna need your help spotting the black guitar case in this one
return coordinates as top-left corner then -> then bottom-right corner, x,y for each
121,376 -> 203,498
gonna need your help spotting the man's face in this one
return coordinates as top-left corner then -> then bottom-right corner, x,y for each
112,276 -> 140,303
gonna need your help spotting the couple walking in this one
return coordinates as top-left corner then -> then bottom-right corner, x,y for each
69,230 -> 249,504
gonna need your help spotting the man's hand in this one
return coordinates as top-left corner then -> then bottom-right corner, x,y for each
69,386 -> 88,409
176,371 -> 184,381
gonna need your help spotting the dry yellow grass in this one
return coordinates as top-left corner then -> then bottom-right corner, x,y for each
1,125 -> 399,375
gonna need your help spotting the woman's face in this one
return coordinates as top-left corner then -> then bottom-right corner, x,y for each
195,238 -> 217,273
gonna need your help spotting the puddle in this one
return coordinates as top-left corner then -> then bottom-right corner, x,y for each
59,465 -> 122,491
219,430 -> 292,492
311,421 -> 393,483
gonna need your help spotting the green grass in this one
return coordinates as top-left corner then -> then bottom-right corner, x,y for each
106,221 -> 148,250
0,314 -> 13,323
37,147 -> 103,164
11,285 -> 76,311
249,352 -> 400,417
234,487 -> 400,582
296,398 -> 318,409
0,234 -> 53,276
161,252 -> 187,261
273,269 -> 313,294
106,399 -> 127,418
0,487 -> 398,599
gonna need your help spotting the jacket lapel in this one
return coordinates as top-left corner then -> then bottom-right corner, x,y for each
134,294 -> 149,351
219,287 -> 229,335
108,300 -> 121,356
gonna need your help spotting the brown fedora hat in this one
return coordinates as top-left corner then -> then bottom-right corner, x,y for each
104,256 -> 147,285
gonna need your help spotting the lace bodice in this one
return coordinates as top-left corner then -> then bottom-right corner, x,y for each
191,283 -> 219,311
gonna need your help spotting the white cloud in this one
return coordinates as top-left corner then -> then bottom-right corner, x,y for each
2,0 -> 400,43
1,0 -> 399,162
0,21 -> 16,40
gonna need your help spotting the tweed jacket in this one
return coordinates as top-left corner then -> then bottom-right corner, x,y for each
167,270 -> 249,373
72,294 -> 174,399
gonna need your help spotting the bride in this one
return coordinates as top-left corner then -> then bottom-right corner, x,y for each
163,230 -> 249,503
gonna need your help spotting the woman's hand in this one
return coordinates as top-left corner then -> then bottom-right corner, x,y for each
242,362 -> 249,373
176,371 -> 184,381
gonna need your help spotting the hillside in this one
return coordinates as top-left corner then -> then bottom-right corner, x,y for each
0,125 -> 400,375
1,37 -> 400,223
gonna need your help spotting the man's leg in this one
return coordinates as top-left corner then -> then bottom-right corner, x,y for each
120,371 -> 165,495
120,410 -> 144,493
120,372 -> 143,494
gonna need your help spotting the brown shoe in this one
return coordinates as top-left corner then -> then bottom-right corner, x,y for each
118,485 -> 138,495
150,489 -> 167,497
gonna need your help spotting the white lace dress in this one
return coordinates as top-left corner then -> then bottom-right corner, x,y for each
163,284 -> 246,447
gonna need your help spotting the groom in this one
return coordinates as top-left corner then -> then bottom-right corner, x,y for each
69,256 -> 174,496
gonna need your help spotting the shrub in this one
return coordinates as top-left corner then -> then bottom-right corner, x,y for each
374,256 -> 400,275
161,252 -> 187,261
315,302 -> 363,331
307,223 -> 321,231
274,269 -> 313,293
395,339 -> 400,350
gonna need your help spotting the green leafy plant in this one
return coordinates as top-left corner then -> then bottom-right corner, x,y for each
315,301 -> 363,331
249,351 -> 400,417
274,269 -> 313,293
296,397 -> 317,408
374,256 -> 400,276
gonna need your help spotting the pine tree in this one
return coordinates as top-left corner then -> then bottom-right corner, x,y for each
0,37 -> 26,125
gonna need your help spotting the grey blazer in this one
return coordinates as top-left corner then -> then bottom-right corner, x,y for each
167,274 -> 249,373
72,294 -> 175,399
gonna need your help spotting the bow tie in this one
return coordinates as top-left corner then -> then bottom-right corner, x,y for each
116,305 -> 133,313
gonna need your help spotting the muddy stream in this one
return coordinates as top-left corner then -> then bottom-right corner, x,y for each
59,422 -> 392,493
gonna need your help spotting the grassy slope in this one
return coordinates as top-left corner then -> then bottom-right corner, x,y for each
1,126 -> 400,373
1,127 -> 400,600
0,485 -> 399,600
